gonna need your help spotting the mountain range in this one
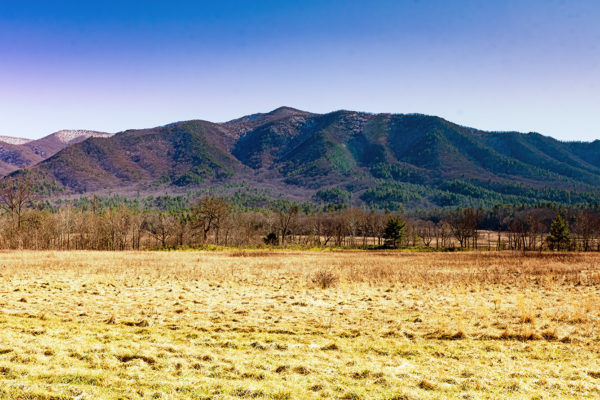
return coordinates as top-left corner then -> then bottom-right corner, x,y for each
5,107 -> 600,210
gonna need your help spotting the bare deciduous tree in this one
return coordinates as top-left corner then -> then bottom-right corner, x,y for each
0,174 -> 36,230
191,196 -> 230,244
446,208 -> 482,248
142,211 -> 176,248
276,204 -> 298,246
415,220 -> 435,247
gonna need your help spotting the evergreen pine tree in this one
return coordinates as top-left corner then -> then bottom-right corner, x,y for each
384,216 -> 406,248
546,213 -> 571,250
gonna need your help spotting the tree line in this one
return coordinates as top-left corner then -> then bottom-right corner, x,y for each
0,175 -> 598,251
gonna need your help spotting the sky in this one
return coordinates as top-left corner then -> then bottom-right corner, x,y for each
1,0 -> 599,141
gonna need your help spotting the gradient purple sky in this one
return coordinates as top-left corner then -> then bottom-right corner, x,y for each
1,0 -> 599,140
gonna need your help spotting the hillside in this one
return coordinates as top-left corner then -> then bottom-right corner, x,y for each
12,108 -> 600,210
23,130 -> 112,159
30,122 -> 242,192
0,130 -> 111,175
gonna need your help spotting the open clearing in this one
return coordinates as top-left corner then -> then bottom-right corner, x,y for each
0,251 -> 599,399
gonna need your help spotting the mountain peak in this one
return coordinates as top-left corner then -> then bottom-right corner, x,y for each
224,106 -> 314,135
266,106 -> 309,116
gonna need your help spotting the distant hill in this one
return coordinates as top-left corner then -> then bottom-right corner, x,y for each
9,108 -> 600,209
0,130 -> 111,175
23,130 -> 112,159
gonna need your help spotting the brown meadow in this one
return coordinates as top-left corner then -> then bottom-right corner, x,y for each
0,250 -> 598,399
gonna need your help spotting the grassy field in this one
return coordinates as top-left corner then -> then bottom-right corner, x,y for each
0,250 -> 599,399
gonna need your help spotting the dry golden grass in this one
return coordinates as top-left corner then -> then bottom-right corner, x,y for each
0,250 -> 599,399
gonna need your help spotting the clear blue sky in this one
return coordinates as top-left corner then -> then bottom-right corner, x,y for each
1,0 -> 599,140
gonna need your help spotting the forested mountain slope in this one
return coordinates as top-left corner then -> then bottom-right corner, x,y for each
13,107 -> 600,210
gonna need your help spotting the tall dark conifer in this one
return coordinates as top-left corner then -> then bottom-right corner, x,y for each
546,213 -> 571,250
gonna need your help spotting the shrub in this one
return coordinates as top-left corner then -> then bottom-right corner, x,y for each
311,269 -> 339,289
263,232 -> 279,246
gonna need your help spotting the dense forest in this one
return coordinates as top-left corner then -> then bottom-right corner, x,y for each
0,176 -> 598,251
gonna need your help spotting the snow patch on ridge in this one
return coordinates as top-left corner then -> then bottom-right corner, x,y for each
0,136 -> 32,145
54,130 -> 111,143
